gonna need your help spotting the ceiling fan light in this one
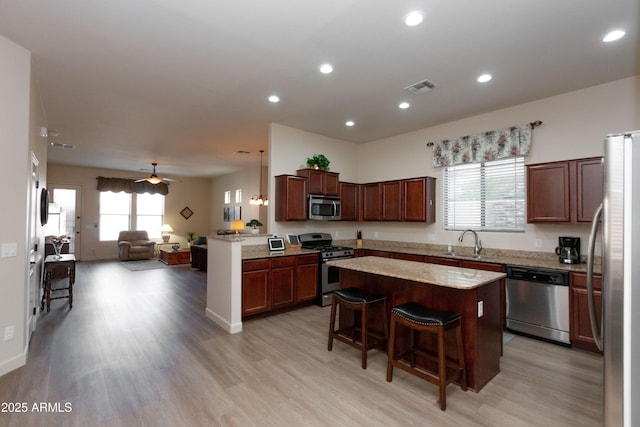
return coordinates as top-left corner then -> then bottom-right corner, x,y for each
147,176 -> 162,184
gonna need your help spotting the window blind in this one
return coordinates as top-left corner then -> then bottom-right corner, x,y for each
444,157 -> 525,231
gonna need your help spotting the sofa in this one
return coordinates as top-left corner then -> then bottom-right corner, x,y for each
190,236 -> 207,270
117,230 -> 156,260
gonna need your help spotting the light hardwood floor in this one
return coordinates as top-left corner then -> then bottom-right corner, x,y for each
0,260 -> 603,426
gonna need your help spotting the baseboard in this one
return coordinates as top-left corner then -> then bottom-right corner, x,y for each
205,307 -> 243,334
0,348 -> 27,378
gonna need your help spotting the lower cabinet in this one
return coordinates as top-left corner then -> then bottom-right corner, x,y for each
570,272 -> 603,353
242,254 -> 319,317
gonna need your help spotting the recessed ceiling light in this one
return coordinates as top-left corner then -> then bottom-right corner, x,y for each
404,11 -> 423,26
319,64 -> 334,74
399,102 -> 410,109
345,121 -> 355,127
603,29 -> 625,42
268,95 -> 280,103
477,74 -> 492,83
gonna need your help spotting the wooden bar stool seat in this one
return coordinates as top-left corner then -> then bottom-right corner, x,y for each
386,302 -> 466,410
328,287 -> 388,369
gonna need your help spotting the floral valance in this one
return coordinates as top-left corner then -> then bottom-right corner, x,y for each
431,123 -> 537,167
96,176 -> 169,195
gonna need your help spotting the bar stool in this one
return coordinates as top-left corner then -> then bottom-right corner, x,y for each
328,287 -> 388,369
386,302 -> 466,410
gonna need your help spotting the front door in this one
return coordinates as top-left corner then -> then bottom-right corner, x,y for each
44,186 -> 82,258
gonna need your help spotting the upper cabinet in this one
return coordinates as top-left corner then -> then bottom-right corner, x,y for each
296,169 -> 339,196
339,181 -> 359,221
527,157 -> 603,223
275,175 -> 307,221
361,177 -> 436,222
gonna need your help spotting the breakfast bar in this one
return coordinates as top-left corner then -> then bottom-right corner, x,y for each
326,256 -> 506,392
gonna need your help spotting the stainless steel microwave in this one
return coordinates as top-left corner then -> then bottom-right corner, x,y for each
308,195 -> 341,220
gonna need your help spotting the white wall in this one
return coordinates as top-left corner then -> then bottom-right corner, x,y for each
0,35 -> 44,376
268,123 -> 360,240
268,76 -> 640,253
47,164 -> 212,260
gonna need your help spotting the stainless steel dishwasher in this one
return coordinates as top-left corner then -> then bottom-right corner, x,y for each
505,265 -> 570,345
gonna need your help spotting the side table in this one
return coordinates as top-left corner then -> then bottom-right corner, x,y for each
159,248 -> 191,265
42,254 -> 76,312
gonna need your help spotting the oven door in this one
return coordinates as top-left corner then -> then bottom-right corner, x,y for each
320,256 -> 349,306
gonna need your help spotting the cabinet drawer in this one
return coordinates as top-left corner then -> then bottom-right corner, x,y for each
297,254 -> 319,265
271,256 -> 296,268
570,272 -> 602,290
243,259 -> 270,271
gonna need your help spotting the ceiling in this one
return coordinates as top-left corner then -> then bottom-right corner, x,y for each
0,0 -> 638,179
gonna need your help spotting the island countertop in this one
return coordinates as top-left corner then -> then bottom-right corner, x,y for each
326,256 -> 506,290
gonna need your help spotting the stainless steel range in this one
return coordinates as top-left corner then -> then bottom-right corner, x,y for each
299,233 -> 354,306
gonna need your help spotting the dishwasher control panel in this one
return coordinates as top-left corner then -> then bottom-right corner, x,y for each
506,266 -> 568,286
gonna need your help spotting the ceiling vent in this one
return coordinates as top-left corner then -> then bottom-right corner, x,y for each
404,79 -> 437,94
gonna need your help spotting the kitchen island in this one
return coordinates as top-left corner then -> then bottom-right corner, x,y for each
326,256 -> 506,392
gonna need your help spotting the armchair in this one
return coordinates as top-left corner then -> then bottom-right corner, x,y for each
117,231 -> 156,260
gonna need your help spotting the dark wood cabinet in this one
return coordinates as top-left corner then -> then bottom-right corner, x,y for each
339,181 -> 359,221
242,259 -> 271,316
381,181 -> 402,221
296,254 -> 319,303
296,169 -> 339,196
570,272 -> 603,353
527,157 -> 603,223
271,257 -> 296,308
362,183 -> 382,221
390,252 -> 425,262
242,254 -> 319,318
275,175 -> 307,221
360,177 -> 436,222
403,177 -> 436,222
576,158 -> 604,222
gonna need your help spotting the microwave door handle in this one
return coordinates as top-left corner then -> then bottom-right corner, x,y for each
587,202 -> 603,351
332,201 -> 337,216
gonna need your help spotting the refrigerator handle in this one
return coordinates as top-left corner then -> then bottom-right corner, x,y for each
587,202 -> 603,351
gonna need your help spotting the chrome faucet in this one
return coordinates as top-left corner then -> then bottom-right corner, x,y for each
458,229 -> 482,256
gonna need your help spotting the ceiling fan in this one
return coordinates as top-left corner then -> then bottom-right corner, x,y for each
135,163 -> 175,184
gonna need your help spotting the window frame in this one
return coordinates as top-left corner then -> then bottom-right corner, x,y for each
443,156 -> 525,232
99,191 -> 165,241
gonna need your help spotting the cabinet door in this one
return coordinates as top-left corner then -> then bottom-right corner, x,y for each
402,177 -> 431,222
271,266 -> 295,308
570,273 -> 602,353
571,288 -> 603,353
576,157 -> 603,222
527,162 -> 571,222
296,262 -> 319,302
339,182 -> 359,221
324,172 -> 339,196
362,183 -> 381,221
275,175 -> 307,221
381,181 -> 402,221
242,269 -> 270,316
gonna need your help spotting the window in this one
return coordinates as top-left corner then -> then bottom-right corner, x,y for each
224,191 -> 231,204
443,157 -> 525,231
136,193 -> 164,239
99,191 -> 164,241
235,189 -> 242,203
99,192 -> 131,241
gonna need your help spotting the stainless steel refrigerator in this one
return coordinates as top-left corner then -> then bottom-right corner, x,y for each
587,131 -> 640,426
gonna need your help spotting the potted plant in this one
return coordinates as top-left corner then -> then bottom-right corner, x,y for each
245,219 -> 263,234
186,232 -> 195,246
306,154 -> 330,171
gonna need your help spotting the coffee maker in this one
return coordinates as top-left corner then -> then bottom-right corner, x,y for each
555,236 -> 580,264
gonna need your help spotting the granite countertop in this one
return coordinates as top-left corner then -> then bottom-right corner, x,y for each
327,256 -> 506,290
336,239 -> 601,274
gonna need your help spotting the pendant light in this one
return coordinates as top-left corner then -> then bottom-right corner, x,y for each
250,150 -> 268,206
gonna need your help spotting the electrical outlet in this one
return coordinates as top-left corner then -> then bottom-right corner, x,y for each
477,301 -> 484,318
373,232 -> 379,238
535,239 -> 542,249
426,233 -> 435,242
4,326 -> 15,341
